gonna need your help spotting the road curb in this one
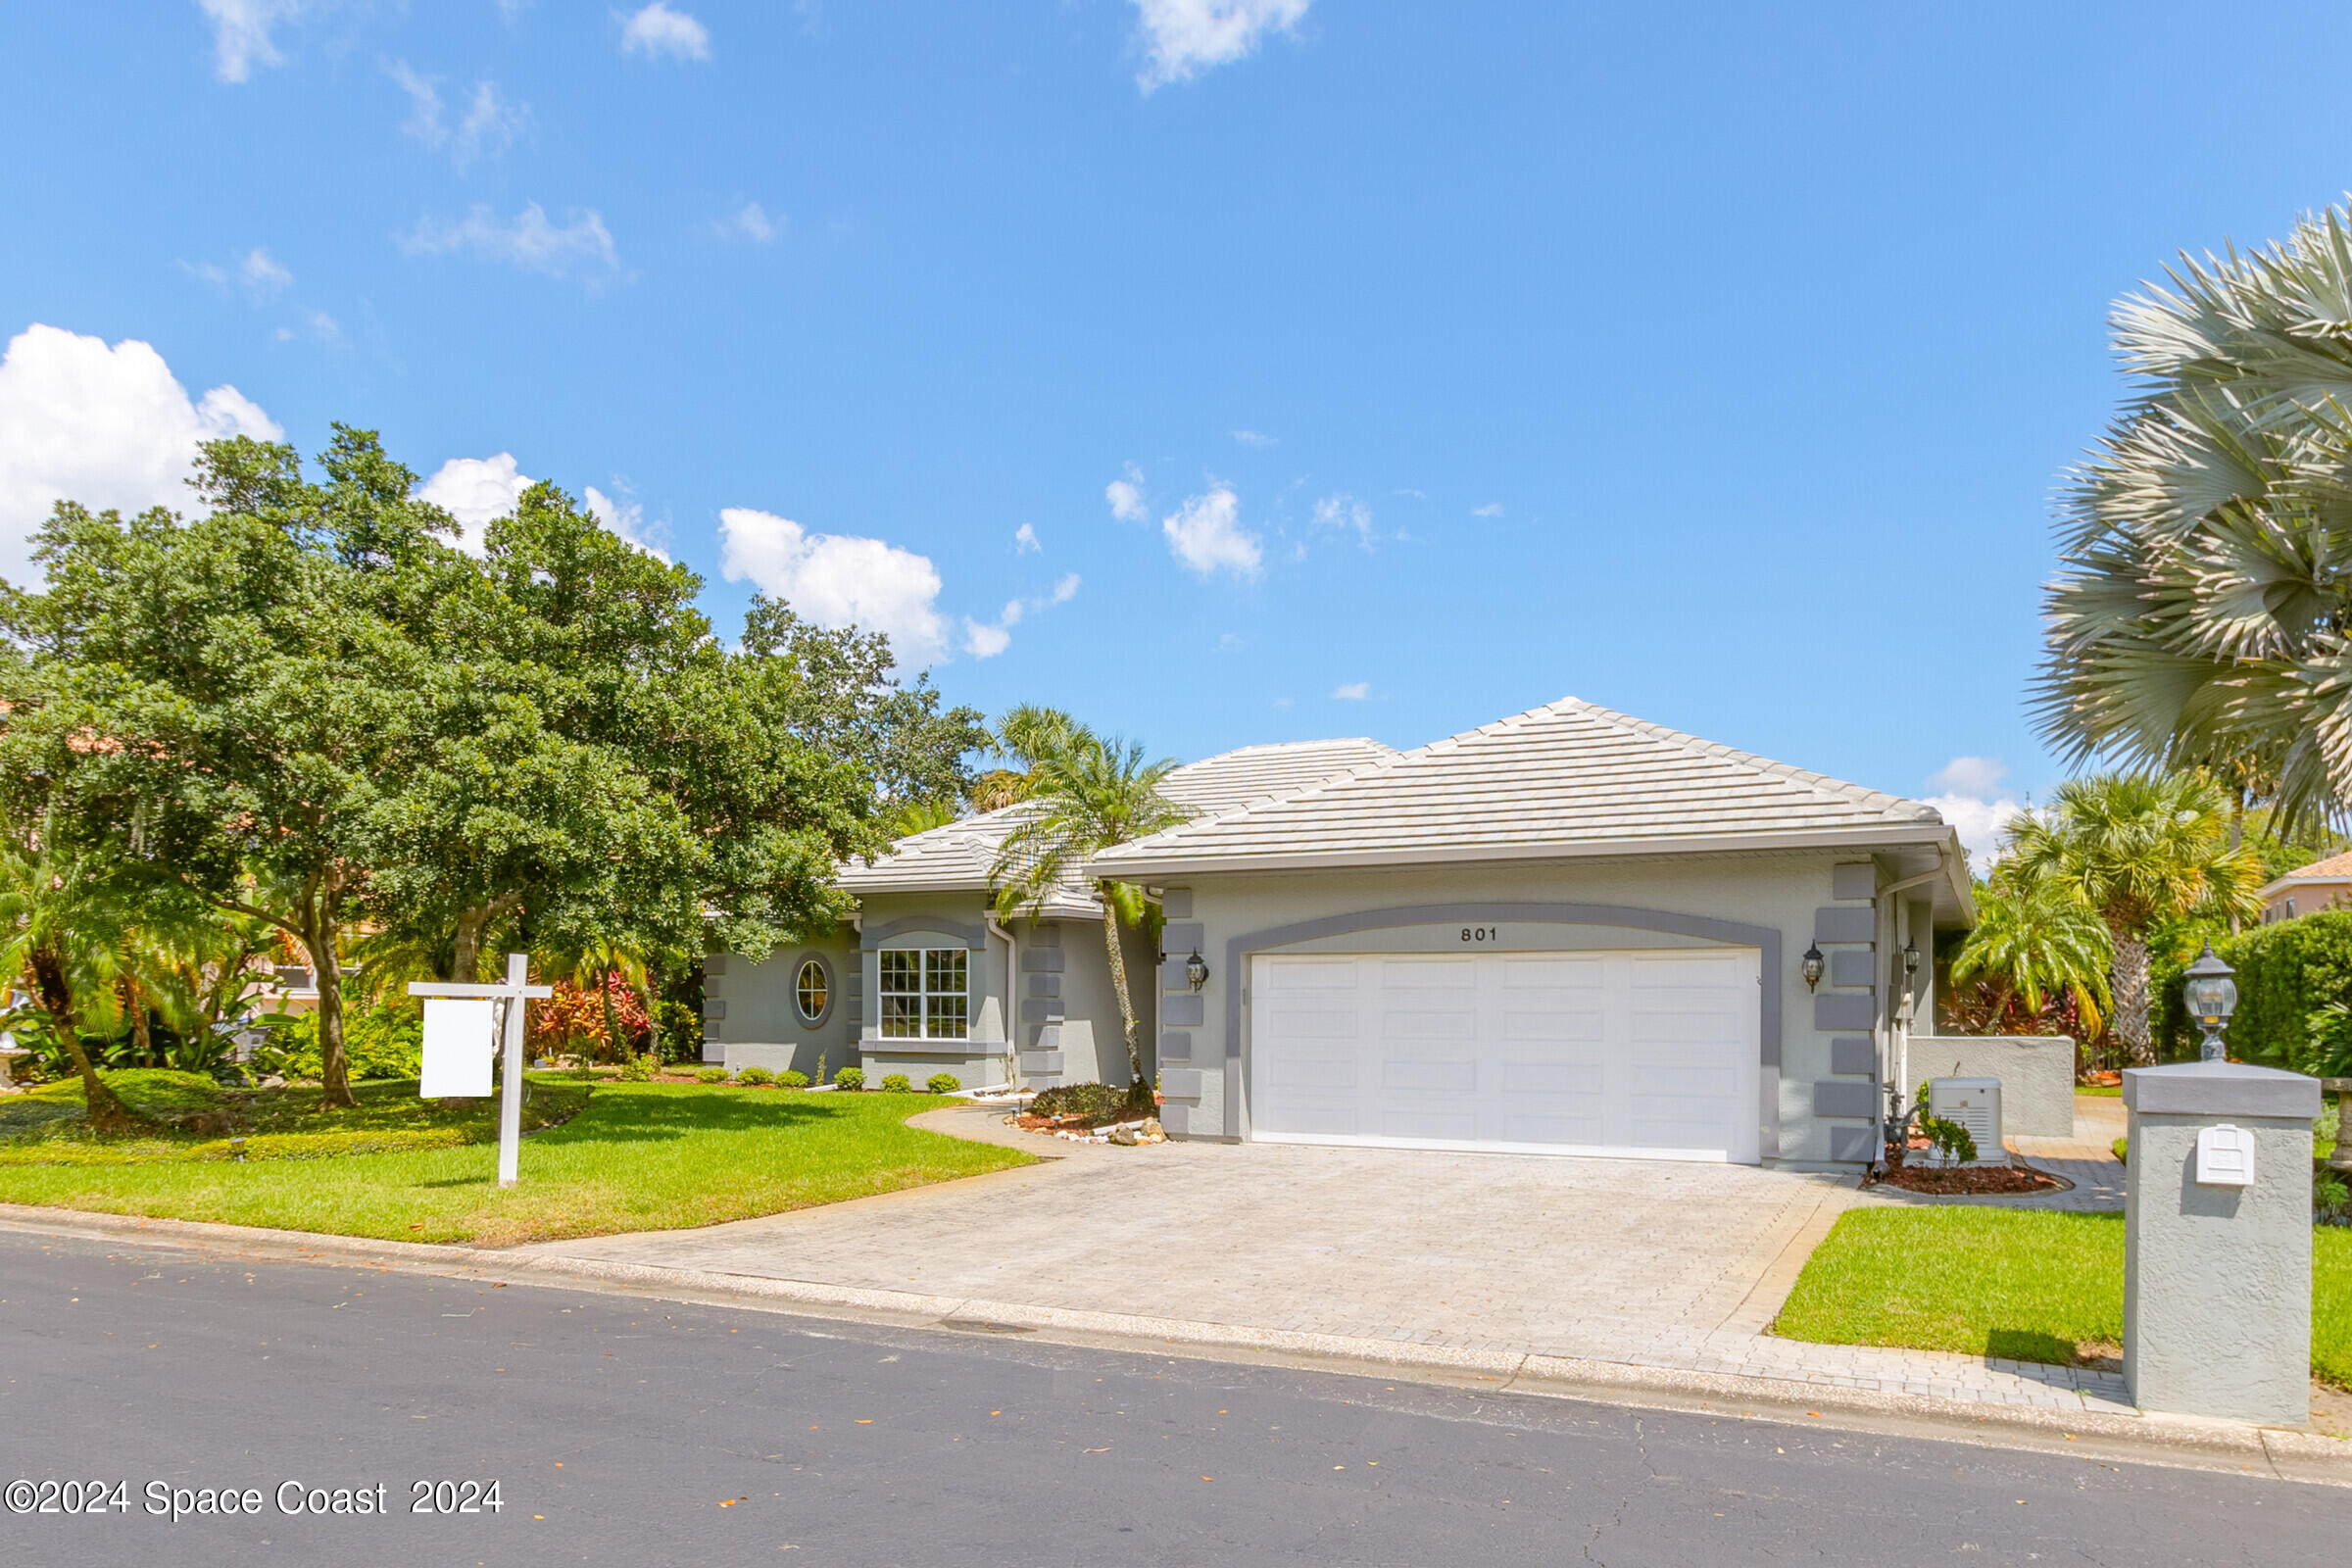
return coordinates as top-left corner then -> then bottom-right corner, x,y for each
4,1201 -> 2345,1487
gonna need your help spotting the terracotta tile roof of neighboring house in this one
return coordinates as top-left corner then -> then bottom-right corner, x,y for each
836,738 -> 1399,914
2258,849 -> 2352,899
1091,696 -> 1954,877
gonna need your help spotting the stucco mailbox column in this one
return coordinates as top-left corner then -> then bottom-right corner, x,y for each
2123,1060 -> 2320,1427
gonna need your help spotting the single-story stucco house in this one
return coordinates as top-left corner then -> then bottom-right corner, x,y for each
2256,849 -> 2352,925
705,696 -> 1976,1170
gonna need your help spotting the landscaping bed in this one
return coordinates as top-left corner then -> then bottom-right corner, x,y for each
1870,1162 -> 2068,1197
0,1073 -> 1031,1246
1774,1205 -> 2352,1388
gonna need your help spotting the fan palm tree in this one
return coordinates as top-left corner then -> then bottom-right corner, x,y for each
991,733 -> 1186,1086
2037,199 -> 2352,835
969,706 -> 1090,812
2002,773 -> 2263,1063
1949,873 -> 2114,1037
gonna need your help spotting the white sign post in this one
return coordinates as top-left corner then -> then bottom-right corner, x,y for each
409,954 -> 554,1189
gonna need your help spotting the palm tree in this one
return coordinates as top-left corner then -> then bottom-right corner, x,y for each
991,734 -> 1187,1086
2037,200 -> 2352,836
1949,873 -> 2113,1037
2002,773 -> 2263,1063
970,706 -> 1089,812
0,829 -> 152,1129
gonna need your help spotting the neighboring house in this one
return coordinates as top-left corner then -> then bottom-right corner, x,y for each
710,695 -> 1975,1170
700,739 -> 1396,1092
2256,850 -> 2352,924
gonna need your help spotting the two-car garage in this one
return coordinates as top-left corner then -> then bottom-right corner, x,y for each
1249,948 -> 1763,1163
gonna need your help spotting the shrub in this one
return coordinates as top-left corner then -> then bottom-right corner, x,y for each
833,1066 -> 864,1090
737,1066 -> 775,1087
880,1073 -> 913,1093
694,1066 -> 729,1084
1028,1080 -> 1154,1125
2221,912 -> 2352,1072
617,1054 -> 656,1082
250,1003 -> 424,1083
926,1072 -> 961,1095
777,1069 -> 809,1088
1919,1112 -> 1979,1167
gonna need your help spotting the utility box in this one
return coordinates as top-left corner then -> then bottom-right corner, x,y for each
1928,1076 -> 2003,1163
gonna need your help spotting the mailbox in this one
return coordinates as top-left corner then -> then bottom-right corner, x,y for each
2193,1124 -> 2255,1187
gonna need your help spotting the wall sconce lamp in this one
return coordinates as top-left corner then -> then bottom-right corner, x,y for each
1902,941 -> 1921,979
1185,951 -> 1210,992
1800,941 -> 1825,992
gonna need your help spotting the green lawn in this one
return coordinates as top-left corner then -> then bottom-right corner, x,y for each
0,1072 -> 1031,1246
1775,1205 -> 2352,1388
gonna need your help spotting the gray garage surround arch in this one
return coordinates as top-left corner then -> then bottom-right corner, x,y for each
1219,903 -> 1783,1144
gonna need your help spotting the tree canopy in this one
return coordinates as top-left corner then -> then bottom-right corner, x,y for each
0,426 -> 963,1102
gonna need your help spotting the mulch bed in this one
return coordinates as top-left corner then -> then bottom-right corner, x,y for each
1874,1162 -> 2067,1196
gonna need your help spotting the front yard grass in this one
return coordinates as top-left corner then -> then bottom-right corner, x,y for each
0,1073 -> 1030,1247
1774,1205 -> 2352,1389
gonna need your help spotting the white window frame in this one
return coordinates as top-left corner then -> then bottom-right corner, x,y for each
879,948 -> 968,1041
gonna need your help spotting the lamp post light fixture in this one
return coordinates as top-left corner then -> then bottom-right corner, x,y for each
1800,941 -> 1826,993
1185,951 -> 1210,992
2182,942 -> 2238,1063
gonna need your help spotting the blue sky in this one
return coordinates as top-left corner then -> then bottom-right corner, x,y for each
5,3 -> 2352,857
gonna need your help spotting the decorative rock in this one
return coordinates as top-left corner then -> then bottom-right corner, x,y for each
1107,1126 -> 1140,1146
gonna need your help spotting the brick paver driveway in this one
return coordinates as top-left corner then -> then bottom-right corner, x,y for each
533,1104 -> 1855,1365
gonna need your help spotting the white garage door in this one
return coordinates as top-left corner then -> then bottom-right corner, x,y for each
1250,949 -> 1761,1163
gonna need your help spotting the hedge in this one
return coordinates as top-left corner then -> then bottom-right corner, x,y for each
2219,911 -> 2352,1073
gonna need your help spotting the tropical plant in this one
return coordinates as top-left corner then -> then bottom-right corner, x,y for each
992,733 -> 1188,1087
969,706 -> 1088,811
2002,773 -> 2263,1062
2037,199 -> 2352,836
1949,874 -> 2113,1038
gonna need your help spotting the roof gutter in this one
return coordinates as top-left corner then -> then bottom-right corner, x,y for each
1087,822 -> 1959,880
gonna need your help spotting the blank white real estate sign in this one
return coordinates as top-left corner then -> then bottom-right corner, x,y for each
419,998 -> 497,1098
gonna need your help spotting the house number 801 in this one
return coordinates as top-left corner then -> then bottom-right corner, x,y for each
1460,927 -> 1497,943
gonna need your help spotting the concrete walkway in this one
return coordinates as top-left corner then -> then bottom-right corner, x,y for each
530,1102 -> 2138,1419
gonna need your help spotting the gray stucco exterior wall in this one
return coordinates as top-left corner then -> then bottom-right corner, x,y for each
1910,1036 -> 2076,1139
1159,852 -> 1928,1166
701,930 -> 861,1081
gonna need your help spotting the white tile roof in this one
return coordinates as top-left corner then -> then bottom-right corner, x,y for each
837,737 -> 1397,909
1090,696 -> 1950,876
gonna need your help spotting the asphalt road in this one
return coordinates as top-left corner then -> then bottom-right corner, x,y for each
0,1229 -> 2336,1567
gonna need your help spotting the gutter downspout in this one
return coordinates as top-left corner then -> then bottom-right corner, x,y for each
986,914 -> 1017,1090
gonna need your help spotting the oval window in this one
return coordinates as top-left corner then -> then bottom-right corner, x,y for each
795,958 -> 829,1023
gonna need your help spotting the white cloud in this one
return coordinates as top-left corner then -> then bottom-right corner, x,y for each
719,508 -> 950,667
1105,462 -> 1148,523
275,307 -> 343,347
200,0 -> 301,83
619,3 -> 710,61
1331,681 -> 1369,701
0,324 -> 280,586
240,247 -> 292,296
963,572 -> 1081,659
585,484 -> 670,562
388,64 -> 526,171
1231,427 -> 1275,448
400,202 -> 618,277
1311,491 -> 1373,548
1132,0 -> 1310,91
723,201 -> 777,243
418,454 -> 530,556
1471,502 -> 1503,518
1162,487 -> 1261,577
1922,757 -> 2027,867
1013,522 -> 1040,554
